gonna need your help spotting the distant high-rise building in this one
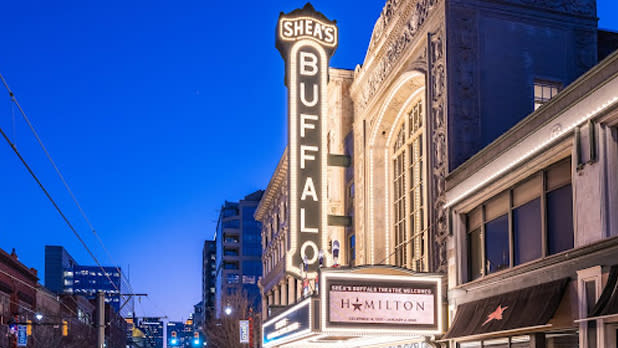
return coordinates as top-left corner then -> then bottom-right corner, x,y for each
213,190 -> 263,318
44,246 -> 122,311
166,321 -> 184,346
192,301 -> 204,332
201,240 -> 216,322
136,317 -> 164,348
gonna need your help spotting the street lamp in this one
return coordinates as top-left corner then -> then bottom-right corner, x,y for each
224,306 -> 232,316
35,313 -> 43,321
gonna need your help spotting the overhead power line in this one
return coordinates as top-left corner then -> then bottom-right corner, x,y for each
0,73 -> 165,319
0,268 -> 78,317
0,73 -> 132,293
0,122 -> 120,296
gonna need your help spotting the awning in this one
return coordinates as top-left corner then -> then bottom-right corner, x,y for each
578,264 -> 618,322
443,278 -> 569,340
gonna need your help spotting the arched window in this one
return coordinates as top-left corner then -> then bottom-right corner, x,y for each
391,99 -> 426,270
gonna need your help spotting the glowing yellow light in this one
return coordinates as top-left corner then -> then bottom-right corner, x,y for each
278,16 -> 338,48
319,271 -> 443,336
286,39 -> 330,279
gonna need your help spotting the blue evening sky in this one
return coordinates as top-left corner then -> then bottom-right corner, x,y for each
1,1 -> 616,321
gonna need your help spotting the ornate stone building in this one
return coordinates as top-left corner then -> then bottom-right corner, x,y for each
349,0 -> 598,276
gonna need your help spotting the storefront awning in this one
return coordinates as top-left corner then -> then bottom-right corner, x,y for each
443,278 -> 569,340
578,265 -> 618,322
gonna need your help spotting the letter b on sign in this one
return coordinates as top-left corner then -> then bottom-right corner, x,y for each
300,51 -> 318,76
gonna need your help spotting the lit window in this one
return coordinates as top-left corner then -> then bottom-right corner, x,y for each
534,80 -> 561,110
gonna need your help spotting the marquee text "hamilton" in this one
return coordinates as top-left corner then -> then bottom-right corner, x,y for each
341,298 -> 427,312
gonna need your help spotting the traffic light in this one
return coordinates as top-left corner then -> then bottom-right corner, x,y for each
192,331 -> 200,346
62,320 -> 68,336
26,320 -> 32,336
169,331 -> 178,346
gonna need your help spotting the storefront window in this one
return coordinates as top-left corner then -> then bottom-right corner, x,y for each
485,215 -> 509,274
547,185 -> 574,255
513,198 -> 542,265
465,158 -> 572,282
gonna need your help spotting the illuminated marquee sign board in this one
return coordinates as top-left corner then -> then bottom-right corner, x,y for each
262,299 -> 312,347
321,272 -> 442,334
276,3 -> 338,276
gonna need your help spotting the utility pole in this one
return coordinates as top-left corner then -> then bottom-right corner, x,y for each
97,291 -> 105,348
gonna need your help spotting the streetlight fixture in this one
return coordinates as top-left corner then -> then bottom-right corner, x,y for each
224,306 -> 232,316
35,313 -> 43,321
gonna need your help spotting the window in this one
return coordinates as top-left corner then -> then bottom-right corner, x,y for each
349,235 -> 356,262
224,235 -> 239,244
534,80 -> 561,110
465,158 -> 572,282
226,274 -> 240,284
391,99 -> 426,270
223,262 -> 238,270
546,159 -> 574,254
578,267 -> 601,348
223,248 -> 239,257
223,220 -> 240,229
513,175 -> 542,265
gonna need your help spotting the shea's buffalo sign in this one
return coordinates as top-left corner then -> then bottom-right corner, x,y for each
276,4 -> 338,277
321,272 -> 442,334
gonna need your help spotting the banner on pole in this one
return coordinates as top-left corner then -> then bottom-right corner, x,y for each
17,325 -> 28,347
239,320 -> 250,344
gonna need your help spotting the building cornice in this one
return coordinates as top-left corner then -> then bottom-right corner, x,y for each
0,249 -> 38,282
350,0 -> 440,111
255,148 -> 288,222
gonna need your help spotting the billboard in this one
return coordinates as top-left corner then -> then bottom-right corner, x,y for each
276,3 -> 338,277
321,272 -> 442,334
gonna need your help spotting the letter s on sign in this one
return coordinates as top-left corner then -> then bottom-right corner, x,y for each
283,21 -> 293,37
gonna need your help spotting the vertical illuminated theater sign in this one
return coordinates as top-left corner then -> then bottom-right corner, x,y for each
276,4 -> 338,277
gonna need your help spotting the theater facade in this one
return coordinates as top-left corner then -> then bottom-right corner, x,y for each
256,0 -> 617,347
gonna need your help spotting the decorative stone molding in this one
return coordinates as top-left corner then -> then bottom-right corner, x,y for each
367,0 -> 404,55
360,0 -> 441,111
428,27 -> 448,272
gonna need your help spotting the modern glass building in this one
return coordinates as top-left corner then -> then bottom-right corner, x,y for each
201,240 -> 216,321
213,190 -> 263,318
44,246 -> 122,311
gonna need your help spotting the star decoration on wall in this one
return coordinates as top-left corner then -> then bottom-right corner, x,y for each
482,304 -> 509,326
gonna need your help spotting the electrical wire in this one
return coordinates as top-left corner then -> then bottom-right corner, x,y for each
0,269 -> 78,317
0,73 -> 133,300
0,123 -> 120,298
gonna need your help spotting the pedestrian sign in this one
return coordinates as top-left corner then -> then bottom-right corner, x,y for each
17,325 -> 28,346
